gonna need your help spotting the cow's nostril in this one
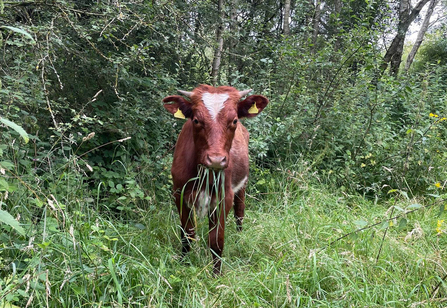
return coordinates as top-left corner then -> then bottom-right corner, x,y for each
206,155 -> 227,169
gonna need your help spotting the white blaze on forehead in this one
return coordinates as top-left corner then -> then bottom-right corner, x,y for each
202,92 -> 229,120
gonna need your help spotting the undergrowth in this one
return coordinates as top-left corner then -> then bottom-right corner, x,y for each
1,127 -> 446,307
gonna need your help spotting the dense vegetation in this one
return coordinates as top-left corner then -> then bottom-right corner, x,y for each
1,0 -> 446,306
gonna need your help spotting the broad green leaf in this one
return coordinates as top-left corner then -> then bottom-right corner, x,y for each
0,161 -> 14,170
407,203 -> 422,209
353,219 -> 368,228
1,26 -> 35,43
379,221 -> 389,230
0,117 -> 29,143
0,209 -> 25,236
133,223 -> 146,230
0,177 -> 9,191
398,218 -> 407,230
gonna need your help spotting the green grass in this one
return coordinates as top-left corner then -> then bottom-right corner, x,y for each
1,164 -> 446,307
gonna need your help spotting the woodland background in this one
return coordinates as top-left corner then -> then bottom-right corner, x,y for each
1,0 -> 447,307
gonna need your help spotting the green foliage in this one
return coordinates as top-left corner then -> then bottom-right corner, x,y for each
0,0 -> 447,306
414,28 -> 447,73
242,30 -> 447,197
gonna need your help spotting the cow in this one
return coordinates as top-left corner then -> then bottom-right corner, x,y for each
163,84 -> 269,275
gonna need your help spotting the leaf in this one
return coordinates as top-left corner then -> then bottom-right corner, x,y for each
399,190 -> 409,200
353,219 -> 368,228
0,161 -> 14,170
1,26 -> 35,43
0,209 -> 25,236
0,301 -> 22,308
108,258 -> 124,304
398,218 -> 407,230
379,221 -> 389,230
0,117 -> 29,143
407,203 -> 422,209
0,177 -> 9,191
256,179 -> 266,185
394,206 -> 404,212
439,204 -> 445,217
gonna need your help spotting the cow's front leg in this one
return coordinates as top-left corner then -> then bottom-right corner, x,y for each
233,187 -> 246,232
175,194 -> 195,257
208,191 -> 233,275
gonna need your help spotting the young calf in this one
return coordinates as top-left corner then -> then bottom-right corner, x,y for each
163,84 -> 269,274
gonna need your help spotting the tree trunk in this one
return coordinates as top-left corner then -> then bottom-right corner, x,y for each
380,0 -> 431,76
333,0 -> 342,51
405,0 -> 439,71
228,0 -> 238,84
311,0 -> 321,54
283,0 -> 291,36
211,0 -> 225,86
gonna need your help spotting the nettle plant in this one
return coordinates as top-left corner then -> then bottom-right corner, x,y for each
0,117 -> 29,236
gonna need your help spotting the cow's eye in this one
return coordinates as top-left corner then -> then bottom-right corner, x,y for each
193,119 -> 199,124
233,119 -> 238,125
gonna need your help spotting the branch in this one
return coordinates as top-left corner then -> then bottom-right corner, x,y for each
407,0 -> 432,24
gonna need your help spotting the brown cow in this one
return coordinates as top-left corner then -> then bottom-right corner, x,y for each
163,84 -> 269,274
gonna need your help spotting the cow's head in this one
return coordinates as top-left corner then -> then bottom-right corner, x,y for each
163,85 -> 268,170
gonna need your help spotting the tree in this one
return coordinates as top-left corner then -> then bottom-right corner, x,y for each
380,0 -> 431,76
311,0 -> 322,53
211,0 -> 225,86
405,0 -> 440,71
283,0 -> 291,36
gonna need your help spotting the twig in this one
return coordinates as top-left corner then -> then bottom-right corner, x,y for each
376,202 -> 396,263
78,137 -> 131,158
432,272 -> 447,297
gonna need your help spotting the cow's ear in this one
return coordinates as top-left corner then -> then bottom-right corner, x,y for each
238,95 -> 269,118
163,95 -> 193,119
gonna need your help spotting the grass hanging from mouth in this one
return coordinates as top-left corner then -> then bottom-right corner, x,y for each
179,165 -> 226,220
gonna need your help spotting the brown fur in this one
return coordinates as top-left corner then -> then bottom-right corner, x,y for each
163,85 -> 269,275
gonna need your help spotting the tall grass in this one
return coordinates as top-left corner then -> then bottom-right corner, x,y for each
1,157 -> 446,307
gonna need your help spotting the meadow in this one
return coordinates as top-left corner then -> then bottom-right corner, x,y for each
1,152 -> 446,307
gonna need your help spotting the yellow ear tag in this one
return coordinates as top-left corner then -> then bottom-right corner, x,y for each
174,108 -> 186,119
248,103 -> 259,114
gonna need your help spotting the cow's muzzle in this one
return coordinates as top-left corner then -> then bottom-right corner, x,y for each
205,155 -> 228,170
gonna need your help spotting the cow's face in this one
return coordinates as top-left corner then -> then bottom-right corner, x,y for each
163,85 -> 269,170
